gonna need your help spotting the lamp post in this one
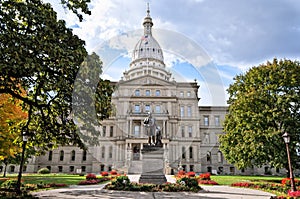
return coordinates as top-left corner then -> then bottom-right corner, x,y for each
16,132 -> 28,194
282,132 -> 296,192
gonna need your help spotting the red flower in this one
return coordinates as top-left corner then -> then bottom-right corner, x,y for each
101,171 -> 109,176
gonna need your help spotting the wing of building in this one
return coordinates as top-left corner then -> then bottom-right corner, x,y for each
1,5 -> 282,176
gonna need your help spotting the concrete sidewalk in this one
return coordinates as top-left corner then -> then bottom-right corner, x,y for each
32,175 -> 276,199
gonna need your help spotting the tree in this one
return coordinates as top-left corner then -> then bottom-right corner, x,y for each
219,59 -> 300,170
0,93 -> 27,161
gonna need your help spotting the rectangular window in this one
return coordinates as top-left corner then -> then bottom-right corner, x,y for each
135,104 -> 140,112
10,166 -> 15,172
58,166 -> 63,172
187,106 -> 192,117
156,90 -> 160,96
187,91 -> 191,97
155,105 -> 161,113
110,126 -> 113,137
134,125 -> 140,136
145,104 -> 150,112
190,165 -> 194,171
135,89 -> 140,96
204,116 -> 209,126
70,166 -> 74,172
180,91 -> 184,97
180,106 -> 184,117
101,146 -> 105,159
181,126 -> 185,137
189,147 -> 193,159
145,90 -> 150,96
109,146 -> 112,158
82,150 -> 87,161
81,166 -> 86,172
215,116 -> 220,126
182,147 -> 186,159
102,126 -> 106,137
188,126 -> 192,137
100,164 -> 105,172
48,151 -> 53,161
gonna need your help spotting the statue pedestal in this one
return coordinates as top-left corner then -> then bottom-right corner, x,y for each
139,145 -> 167,184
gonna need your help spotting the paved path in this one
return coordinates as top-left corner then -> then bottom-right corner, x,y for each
32,175 -> 276,199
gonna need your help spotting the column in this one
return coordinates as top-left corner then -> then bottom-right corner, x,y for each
140,120 -> 144,137
129,120 -> 132,137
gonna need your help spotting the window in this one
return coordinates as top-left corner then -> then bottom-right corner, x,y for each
23,166 -> 27,172
180,106 -> 184,117
156,90 -> 160,96
102,126 -> 106,137
181,126 -> 185,137
10,166 -> 15,172
190,165 -> 194,172
207,166 -> 212,173
230,167 -> 235,174
207,152 -> 211,163
109,146 -> 112,158
58,166 -> 63,172
135,89 -> 140,96
110,126 -> 114,137
59,150 -> 64,161
189,147 -> 193,159
81,166 -> 86,172
180,91 -> 184,97
100,164 -> 105,172
204,116 -> 209,126
134,125 -> 140,136
182,146 -> 186,159
0,166 -> 3,172
188,126 -> 192,137
187,91 -> 191,97
108,165 -> 112,171
101,146 -> 105,159
135,104 -> 140,112
70,166 -> 74,172
187,106 -> 192,117
215,116 -> 220,126
217,151 -> 223,163
48,151 -> 53,161
71,150 -> 76,161
155,105 -> 161,113
145,90 -> 150,96
218,167 -> 224,173
145,104 -> 150,112
82,150 -> 87,161
182,165 -> 186,171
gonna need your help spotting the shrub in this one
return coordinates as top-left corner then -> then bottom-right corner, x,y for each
110,170 -> 118,175
101,171 -> 109,176
199,172 -> 210,180
38,167 -> 50,174
86,173 -> 97,180
187,171 -> 195,177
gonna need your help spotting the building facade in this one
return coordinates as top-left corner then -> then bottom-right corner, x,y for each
1,6 -> 285,176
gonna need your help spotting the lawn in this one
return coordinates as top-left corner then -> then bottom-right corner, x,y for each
2,174 -> 86,185
211,175 -> 285,185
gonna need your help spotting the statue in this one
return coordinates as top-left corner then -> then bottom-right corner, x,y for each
143,112 -> 162,146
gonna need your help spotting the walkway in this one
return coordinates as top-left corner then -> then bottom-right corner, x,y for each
32,175 -> 276,199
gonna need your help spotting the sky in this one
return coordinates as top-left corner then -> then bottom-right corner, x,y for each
46,0 -> 300,105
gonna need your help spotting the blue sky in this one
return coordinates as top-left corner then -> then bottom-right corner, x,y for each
46,0 -> 300,105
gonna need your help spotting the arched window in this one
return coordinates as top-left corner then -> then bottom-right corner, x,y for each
71,150 -> 76,161
206,151 -> 211,164
217,151 -> 223,163
59,150 -> 64,161
48,151 -> 53,161
82,150 -> 87,161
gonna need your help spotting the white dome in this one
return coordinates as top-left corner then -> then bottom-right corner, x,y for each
131,35 -> 164,63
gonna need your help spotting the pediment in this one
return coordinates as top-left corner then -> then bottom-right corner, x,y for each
119,75 -> 175,87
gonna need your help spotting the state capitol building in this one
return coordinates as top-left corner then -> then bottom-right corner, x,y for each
3,6 -> 278,176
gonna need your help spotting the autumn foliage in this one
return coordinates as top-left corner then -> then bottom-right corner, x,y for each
0,93 -> 27,160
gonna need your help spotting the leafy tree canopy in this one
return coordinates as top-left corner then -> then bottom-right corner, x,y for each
219,59 -> 300,169
0,0 -> 113,153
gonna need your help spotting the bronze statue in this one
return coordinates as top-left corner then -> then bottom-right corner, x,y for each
143,112 -> 162,146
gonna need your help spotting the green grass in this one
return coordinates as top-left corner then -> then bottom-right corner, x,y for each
211,175 -> 286,185
1,174 -> 86,185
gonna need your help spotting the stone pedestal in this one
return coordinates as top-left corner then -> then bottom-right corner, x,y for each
138,145 -> 167,184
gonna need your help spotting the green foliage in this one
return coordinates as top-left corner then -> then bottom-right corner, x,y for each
219,59 -> 300,169
110,175 -> 130,189
37,168 -> 50,174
